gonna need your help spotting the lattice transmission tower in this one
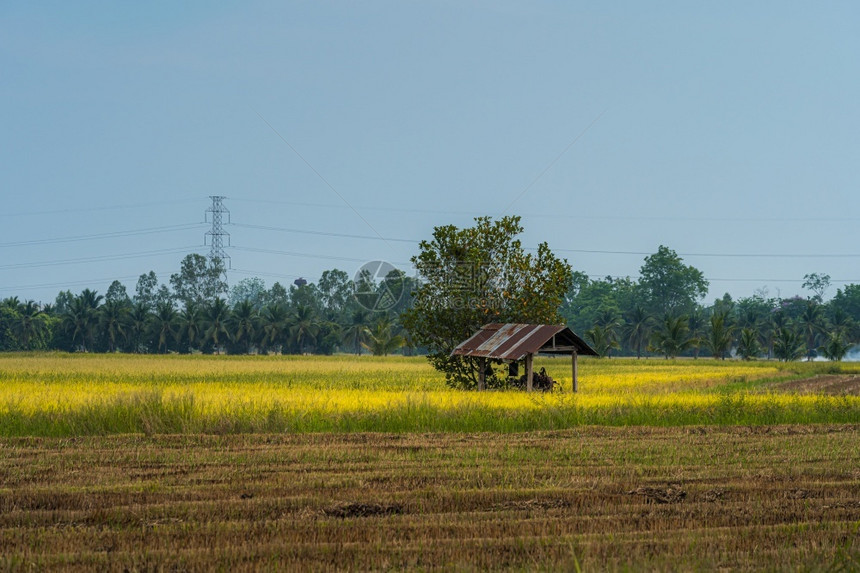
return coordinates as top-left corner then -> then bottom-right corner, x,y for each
204,195 -> 231,279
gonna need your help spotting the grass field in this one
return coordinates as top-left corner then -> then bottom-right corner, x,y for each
1,354 -> 858,570
1,353 -> 859,435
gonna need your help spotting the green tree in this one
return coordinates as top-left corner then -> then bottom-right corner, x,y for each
202,298 -> 232,353
773,327 -> 805,362
260,303 -> 289,354
802,272 -> 831,303
830,284 -> 860,324
736,328 -> 763,360
170,254 -> 227,307
623,305 -> 654,359
53,291 -> 75,316
317,269 -> 354,321
11,301 -> 50,351
593,309 -> 622,358
638,246 -> 708,317
289,304 -> 320,354
268,282 -> 289,306
0,300 -> 21,351
362,316 -> 405,356
827,308 -> 856,342
797,302 -> 825,361
561,273 -> 635,339
177,301 -> 204,354
105,280 -> 130,306
149,301 -> 178,354
687,309 -> 707,359
62,290 -> 102,352
228,277 -> 269,310
343,308 -> 372,356
99,299 -> 130,353
134,272 -> 160,312
127,302 -> 151,353
230,300 -> 259,354
819,331 -> 851,362
585,324 -> 619,358
401,216 -> 571,389
651,315 -> 692,359
705,312 -> 734,360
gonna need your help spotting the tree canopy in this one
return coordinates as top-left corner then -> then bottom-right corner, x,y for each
401,216 -> 571,389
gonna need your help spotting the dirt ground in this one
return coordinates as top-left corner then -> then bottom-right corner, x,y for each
766,374 -> 860,395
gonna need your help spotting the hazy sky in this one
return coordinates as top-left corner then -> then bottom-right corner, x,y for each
2,1 -> 858,304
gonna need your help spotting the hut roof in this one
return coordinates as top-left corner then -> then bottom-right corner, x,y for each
451,323 -> 598,361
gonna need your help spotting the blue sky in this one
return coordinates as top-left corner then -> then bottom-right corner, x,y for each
2,1 -> 858,304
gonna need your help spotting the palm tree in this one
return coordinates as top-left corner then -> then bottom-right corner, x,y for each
705,312 -> 734,360
62,293 -> 101,352
687,310 -> 707,359
230,300 -> 259,354
203,298 -> 232,353
623,305 -> 653,359
765,311 -> 790,360
79,288 -> 104,311
149,301 -> 178,354
11,301 -> 49,351
177,301 -> 204,353
819,331 -> 852,362
585,324 -> 620,358
99,299 -> 130,353
773,327 -> 805,362
828,308 -> 856,340
260,303 -> 289,354
289,304 -> 319,354
797,302 -> 825,361
651,315 -> 692,359
736,328 -> 762,360
343,308 -> 372,356
127,302 -> 151,353
362,316 -> 405,356
594,310 -> 622,358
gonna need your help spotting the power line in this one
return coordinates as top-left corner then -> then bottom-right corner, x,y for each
0,198 -> 200,219
230,197 -> 860,223
232,221 -> 860,260
232,246 -> 412,267
252,110 -> 394,250
0,272 -> 173,293
232,268 -> 317,282
233,223 -> 417,243
0,223 -> 206,248
0,246 -> 201,271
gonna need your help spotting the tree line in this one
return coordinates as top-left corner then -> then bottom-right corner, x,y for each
2,242 -> 859,362
0,254 -> 416,356
563,247 -> 859,361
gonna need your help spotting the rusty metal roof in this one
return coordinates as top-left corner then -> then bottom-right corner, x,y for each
451,323 -> 598,360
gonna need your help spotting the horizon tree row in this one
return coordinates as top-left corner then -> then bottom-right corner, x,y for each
0,254 -> 416,356
2,247 -> 859,361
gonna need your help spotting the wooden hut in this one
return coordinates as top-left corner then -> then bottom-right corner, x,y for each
452,323 -> 598,392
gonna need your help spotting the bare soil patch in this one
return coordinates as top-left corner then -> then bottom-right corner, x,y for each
765,374 -> 860,395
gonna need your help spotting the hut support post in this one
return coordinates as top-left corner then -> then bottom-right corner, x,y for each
526,353 -> 534,392
477,358 -> 486,391
572,350 -> 578,393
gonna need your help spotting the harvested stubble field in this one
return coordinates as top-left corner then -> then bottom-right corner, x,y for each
1,427 -> 858,571
0,354 -> 859,570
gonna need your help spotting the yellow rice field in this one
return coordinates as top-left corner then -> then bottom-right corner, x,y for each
0,353 -> 858,434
